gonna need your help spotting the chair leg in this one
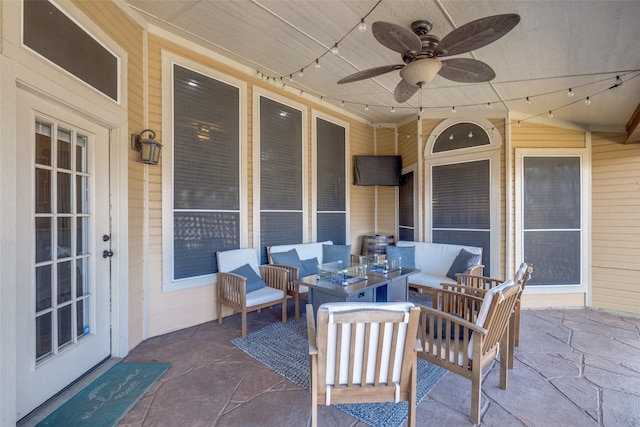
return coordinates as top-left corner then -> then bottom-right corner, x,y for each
281,298 -> 287,324
310,355 -> 318,427
217,299 -> 223,325
508,313 -> 516,369
470,367 -> 482,425
514,302 -> 522,347
407,360 -> 417,427
500,329 -> 510,389
241,308 -> 247,338
294,292 -> 300,318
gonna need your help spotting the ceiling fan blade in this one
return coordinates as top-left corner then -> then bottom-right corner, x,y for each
394,79 -> 419,103
337,64 -> 404,84
439,58 -> 496,83
439,14 -> 520,56
372,21 -> 422,55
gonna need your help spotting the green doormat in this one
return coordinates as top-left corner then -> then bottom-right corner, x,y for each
37,362 -> 170,427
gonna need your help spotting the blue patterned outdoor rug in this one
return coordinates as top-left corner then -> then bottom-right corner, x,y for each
37,362 -> 170,427
231,304 -> 446,427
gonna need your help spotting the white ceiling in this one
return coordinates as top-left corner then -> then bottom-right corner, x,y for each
122,0 -> 640,130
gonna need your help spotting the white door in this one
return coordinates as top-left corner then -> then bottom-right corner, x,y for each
15,90 -> 112,418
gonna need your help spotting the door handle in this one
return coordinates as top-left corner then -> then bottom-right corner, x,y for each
102,250 -> 114,258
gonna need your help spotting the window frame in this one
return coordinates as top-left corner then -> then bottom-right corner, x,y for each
311,111 -> 349,243
515,148 -> 590,295
161,52 -> 248,291
424,119 -> 501,275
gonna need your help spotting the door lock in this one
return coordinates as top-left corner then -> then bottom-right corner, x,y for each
102,250 -> 114,258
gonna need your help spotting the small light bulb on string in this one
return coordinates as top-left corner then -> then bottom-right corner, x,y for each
340,100 -> 345,107
298,68 -> 304,77
288,74 -> 293,81
364,104 -> 369,111
331,43 -> 339,55
547,111 -> 554,118
584,97 -> 591,105
299,90 -> 304,96
451,106 -> 457,113
468,131 -> 473,138
358,18 -> 367,32
391,107 -> 396,113
517,120 -> 521,127
319,96 -> 324,102
449,133 -> 454,140
567,88 -> 574,97
315,59 -> 321,68
491,127 -> 495,133
486,103 -> 492,109
525,97 -> 532,104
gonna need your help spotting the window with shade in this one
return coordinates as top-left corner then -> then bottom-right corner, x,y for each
428,121 -> 498,276
170,64 -> 242,282
259,96 -> 304,264
316,117 -> 347,244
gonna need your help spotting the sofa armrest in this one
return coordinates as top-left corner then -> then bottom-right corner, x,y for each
270,264 -> 301,293
468,264 -> 484,276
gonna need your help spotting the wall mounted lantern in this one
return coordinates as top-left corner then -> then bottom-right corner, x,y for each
131,129 -> 162,165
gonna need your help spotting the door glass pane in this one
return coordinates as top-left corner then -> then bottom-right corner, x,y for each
76,217 -> 88,255
35,217 -> 52,262
76,176 -> 88,213
76,257 -> 89,297
58,217 -> 72,258
57,128 -> 72,170
57,172 -> 72,213
76,134 -> 88,173
57,261 -> 72,305
36,121 -> 52,165
35,169 -> 51,213
57,304 -> 72,349
76,299 -> 89,338
35,265 -> 52,311
35,312 -> 52,360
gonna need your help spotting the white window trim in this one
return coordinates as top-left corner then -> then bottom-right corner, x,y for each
515,148 -> 590,295
311,110 -> 350,243
161,51 -> 248,292
252,87 -> 308,248
425,119 -> 501,276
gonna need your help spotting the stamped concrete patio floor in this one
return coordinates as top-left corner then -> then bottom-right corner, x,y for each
29,292 -> 640,427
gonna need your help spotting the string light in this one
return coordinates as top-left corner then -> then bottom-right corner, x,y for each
547,111 -> 554,118
391,107 -> 396,113
486,103 -> 492,109
331,43 -> 339,55
517,120 -> 521,127
449,133 -> 454,140
340,100 -> 345,107
451,106 -> 457,113
358,18 -> 367,32
468,131 -> 473,138
364,104 -> 369,111
298,69 -> 304,77
315,59 -> 321,68
567,88 -> 574,97
584,97 -> 591,105
525,97 -> 532,104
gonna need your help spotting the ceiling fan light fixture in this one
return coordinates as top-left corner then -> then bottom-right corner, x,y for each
399,59 -> 442,87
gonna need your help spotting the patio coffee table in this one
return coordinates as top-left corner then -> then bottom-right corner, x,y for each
299,266 -> 418,317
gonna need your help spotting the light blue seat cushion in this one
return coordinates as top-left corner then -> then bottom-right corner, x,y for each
386,245 -> 415,269
230,263 -> 267,293
323,244 -> 352,266
446,249 -> 481,280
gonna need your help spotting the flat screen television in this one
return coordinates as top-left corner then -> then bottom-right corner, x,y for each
353,155 -> 402,186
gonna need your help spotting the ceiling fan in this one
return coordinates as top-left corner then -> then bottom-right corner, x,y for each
337,14 -> 521,103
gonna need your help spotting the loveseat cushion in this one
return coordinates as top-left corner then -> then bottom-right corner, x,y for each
271,248 -> 304,271
446,249 -> 481,280
230,263 -> 267,293
323,244 -> 351,265
386,245 -> 415,268
301,257 -> 319,277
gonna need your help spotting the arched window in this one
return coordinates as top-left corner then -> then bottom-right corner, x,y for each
425,120 -> 500,276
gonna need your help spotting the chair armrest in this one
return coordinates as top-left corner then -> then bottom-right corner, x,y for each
271,264 -> 300,280
467,264 -> 484,276
306,304 -> 317,355
442,283 -> 490,297
216,272 -> 247,302
259,265 -> 288,292
455,272 -> 502,291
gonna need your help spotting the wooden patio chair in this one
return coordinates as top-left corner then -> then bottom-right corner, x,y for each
216,248 -> 288,338
417,280 -> 521,424
446,262 -> 533,368
306,302 -> 421,427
